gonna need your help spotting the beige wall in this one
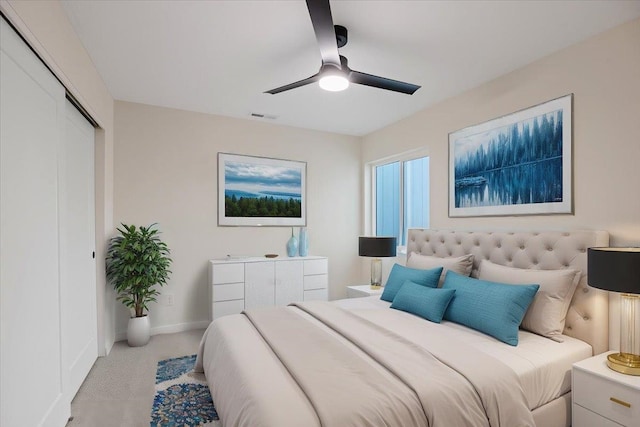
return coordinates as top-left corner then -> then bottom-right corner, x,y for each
114,102 -> 361,336
363,18 -> 640,247
2,0 -> 116,354
362,20 -> 640,349
363,19 -> 640,351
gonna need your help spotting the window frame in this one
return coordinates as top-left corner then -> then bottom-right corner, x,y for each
366,148 -> 430,251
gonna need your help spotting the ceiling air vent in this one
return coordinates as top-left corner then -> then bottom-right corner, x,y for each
250,113 -> 277,120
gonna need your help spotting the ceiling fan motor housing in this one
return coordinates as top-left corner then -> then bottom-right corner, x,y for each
335,25 -> 348,48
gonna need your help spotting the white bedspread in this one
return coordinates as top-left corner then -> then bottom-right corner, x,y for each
196,298 -> 547,426
335,296 -> 593,410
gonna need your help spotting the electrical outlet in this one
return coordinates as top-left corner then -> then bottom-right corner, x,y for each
166,294 -> 174,306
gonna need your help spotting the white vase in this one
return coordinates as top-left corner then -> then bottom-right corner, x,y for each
127,315 -> 150,347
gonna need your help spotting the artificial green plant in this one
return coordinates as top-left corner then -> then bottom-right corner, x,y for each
106,223 -> 172,317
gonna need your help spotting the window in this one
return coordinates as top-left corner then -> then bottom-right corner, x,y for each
374,156 -> 429,246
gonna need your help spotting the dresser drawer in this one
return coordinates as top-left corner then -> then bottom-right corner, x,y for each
304,274 -> 327,290
573,369 -> 638,426
212,299 -> 244,320
304,258 -> 327,275
211,262 -> 244,284
304,288 -> 328,301
212,283 -> 244,302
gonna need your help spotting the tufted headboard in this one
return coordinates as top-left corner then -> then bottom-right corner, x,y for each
406,229 -> 610,355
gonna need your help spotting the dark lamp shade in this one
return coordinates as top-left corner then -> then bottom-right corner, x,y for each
588,247 -> 640,294
359,236 -> 397,258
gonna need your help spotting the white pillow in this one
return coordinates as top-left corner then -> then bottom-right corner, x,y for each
407,253 -> 474,287
478,260 -> 581,342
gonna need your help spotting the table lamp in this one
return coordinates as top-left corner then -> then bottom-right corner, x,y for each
588,247 -> 640,376
359,236 -> 397,289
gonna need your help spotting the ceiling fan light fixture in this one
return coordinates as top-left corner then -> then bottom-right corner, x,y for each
319,74 -> 349,91
318,63 -> 349,92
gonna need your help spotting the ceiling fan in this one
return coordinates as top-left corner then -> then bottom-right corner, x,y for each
265,0 -> 421,95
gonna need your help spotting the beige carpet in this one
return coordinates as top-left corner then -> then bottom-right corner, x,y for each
68,329 -> 205,427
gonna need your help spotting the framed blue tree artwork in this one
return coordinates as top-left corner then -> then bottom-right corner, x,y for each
218,153 -> 306,226
449,94 -> 573,217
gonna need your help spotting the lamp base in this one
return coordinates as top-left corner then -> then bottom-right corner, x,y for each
611,293 -> 640,376
607,352 -> 640,376
370,258 -> 382,290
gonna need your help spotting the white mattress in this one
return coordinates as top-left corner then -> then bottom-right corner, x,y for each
333,296 -> 592,410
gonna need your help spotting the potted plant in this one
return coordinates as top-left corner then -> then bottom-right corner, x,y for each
106,223 -> 172,347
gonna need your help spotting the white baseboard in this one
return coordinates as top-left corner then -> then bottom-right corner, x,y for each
114,320 -> 210,343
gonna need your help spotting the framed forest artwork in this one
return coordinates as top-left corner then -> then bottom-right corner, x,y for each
218,153 -> 307,226
449,94 -> 573,217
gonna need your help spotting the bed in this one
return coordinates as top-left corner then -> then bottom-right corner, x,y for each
196,229 -> 610,426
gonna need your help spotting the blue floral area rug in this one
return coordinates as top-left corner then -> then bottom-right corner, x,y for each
151,354 -> 221,427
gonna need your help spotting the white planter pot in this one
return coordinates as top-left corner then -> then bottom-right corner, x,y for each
127,315 -> 150,347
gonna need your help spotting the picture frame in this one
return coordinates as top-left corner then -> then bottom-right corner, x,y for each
218,153 -> 306,226
449,94 -> 573,217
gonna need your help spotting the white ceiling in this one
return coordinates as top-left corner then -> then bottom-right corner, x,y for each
61,0 -> 640,136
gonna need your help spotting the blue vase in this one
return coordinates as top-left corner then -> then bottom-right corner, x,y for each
286,228 -> 298,257
298,227 -> 308,257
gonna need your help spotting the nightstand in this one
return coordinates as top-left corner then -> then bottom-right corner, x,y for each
572,352 -> 640,426
346,284 -> 383,298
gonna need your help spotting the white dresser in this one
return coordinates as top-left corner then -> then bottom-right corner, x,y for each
209,256 -> 328,320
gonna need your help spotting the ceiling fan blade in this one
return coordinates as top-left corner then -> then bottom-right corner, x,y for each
349,70 -> 421,95
306,0 -> 341,68
264,73 -> 320,94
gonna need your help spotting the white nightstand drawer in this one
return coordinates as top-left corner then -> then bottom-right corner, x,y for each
212,283 -> 244,302
573,404 -> 623,427
212,299 -> 244,320
304,274 -> 327,290
211,263 -> 245,284
304,258 -> 327,275
573,369 -> 638,426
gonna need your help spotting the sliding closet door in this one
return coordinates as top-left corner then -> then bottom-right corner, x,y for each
60,100 -> 97,400
0,17 -> 69,427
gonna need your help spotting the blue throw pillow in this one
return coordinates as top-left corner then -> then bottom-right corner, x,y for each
390,280 -> 456,323
442,271 -> 539,346
380,265 -> 443,302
